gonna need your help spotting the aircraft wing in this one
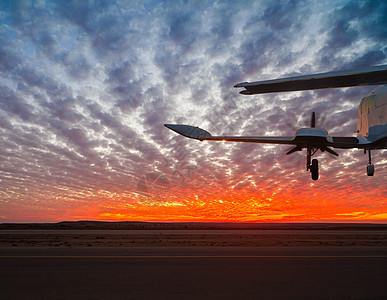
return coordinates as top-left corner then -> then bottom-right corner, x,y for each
234,64 -> 387,95
165,124 -> 295,145
164,124 -> 381,150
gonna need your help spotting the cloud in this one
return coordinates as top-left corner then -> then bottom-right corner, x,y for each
0,85 -> 35,121
0,36 -> 23,72
318,0 -> 387,70
0,0 -> 386,222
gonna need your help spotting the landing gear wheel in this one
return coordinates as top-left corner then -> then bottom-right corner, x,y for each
367,164 -> 374,176
311,159 -> 319,181
366,149 -> 375,176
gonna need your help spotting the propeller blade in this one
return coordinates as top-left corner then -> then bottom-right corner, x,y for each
286,146 -> 301,155
321,146 -> 339,156
311,112 -> 316,128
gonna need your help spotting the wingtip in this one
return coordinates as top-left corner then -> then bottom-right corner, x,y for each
233,82 -> 254,94
234,81 -> 249,88
164,124 -> 183,134
164,124 -> 212,140
239,90 -> 254,95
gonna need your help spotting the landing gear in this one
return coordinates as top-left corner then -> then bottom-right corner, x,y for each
285,112 -> 341,181
311,159 -> 319,181
367,164 -> 375,176
306,148 -> 319,181
366,148 -> 375,176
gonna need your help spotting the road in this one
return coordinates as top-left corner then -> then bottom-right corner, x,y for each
1,247 -> 386,299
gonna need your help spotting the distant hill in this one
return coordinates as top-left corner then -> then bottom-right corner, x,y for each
1,221 -> 386,230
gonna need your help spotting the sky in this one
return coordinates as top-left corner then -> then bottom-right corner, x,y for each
0,0 -> 386,223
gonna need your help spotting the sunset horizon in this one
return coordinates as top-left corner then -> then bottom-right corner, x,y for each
1,1 -> 386,224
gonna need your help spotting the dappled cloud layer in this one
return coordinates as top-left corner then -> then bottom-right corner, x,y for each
0,1 -> 386,222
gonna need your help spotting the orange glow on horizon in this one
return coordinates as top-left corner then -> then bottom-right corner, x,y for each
2,170 -> 386,224
11,187 -> 384,223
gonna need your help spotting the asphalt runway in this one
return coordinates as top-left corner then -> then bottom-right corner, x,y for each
1,247 -> 386,299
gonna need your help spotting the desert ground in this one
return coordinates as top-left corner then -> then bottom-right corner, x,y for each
1,222 -> 386,247
2,222 -> 386,299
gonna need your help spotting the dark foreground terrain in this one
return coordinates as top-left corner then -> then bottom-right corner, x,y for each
1,222 -> 386,299
1,221 -> 387,247
1,246 -> 386,299
1,229 -> 387,247
2,221 -> 387,230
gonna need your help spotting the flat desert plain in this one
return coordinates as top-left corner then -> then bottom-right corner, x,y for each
1,222 -> 386,247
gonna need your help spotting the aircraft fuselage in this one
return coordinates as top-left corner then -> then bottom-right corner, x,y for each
357,85 -> 387,147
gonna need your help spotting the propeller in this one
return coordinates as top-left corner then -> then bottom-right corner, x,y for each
311,111 -> 316,128
286,146 -> 301,155
321,146 -> 339,156
286,110 -> 328,131
286,111 -> 339,157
